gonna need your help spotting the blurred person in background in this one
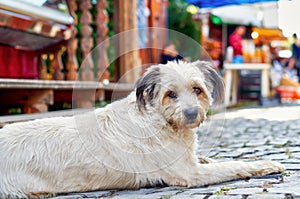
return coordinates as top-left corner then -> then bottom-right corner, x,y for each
229,26 -> 246,63
288,33 -> 300,82
271,47 -> 300,89
161,43 -> 187,64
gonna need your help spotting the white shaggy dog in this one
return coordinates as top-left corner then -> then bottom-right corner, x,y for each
0,61 -> 285,198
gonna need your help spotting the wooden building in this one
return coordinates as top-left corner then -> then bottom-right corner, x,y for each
0,0 -> 168,115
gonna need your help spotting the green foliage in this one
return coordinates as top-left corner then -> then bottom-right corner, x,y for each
168,0 -> 201,59
106,0 -> 115,37
168,0 -> 201,42
160,195 -> 173,199
94,101 -> 110,108
282,171 -> 291,177
214,187 -> 237,195
8,107 -> 22,115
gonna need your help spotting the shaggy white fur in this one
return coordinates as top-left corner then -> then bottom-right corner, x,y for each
0,61 -> 285,198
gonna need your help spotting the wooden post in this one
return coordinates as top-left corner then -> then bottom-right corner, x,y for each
148,0 -> 168,63
51,51 -> 64,80
73,90 -> 95,108
96,0 -> 110,82
114,0 -> 141,83
80,0 -> 94,81
66,0 -> 79,81
66,37 -> 79,80
38,56 -> 48,80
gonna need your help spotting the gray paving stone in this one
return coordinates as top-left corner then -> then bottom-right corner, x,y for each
114,187 -> 195,199
281,159 -> 300,165
244,140 -> 267,147
264,153 -> 289,160
171,194 -> 208,199
227,187 -> 266,195
245,127 -> 262,134
50,195 -> 84,199
228,143 -> 246,148
290,152 -> 300,159
271,125 -> 288,132
268,186 -> 300,197
284,164 -> 300,170
286,129 -> 300,134
268,139 -> 291,147
169,188 -> 212,199
76,190 -> 113,198
247,193 -> 286,199
208,195 -> 243,199
215,151 -> 243,158
235,148 -> 259,155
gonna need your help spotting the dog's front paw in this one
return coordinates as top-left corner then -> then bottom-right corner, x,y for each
168,178 -> 188,187
251,160 -> 285,176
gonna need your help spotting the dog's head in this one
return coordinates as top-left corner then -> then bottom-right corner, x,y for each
135,60 -> 225,130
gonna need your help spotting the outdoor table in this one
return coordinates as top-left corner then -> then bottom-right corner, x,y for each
223,63 -> 271,106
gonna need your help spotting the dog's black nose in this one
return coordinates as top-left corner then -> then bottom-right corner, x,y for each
184,108 -> 198,121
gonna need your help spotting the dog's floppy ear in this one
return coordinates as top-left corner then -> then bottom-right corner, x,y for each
135,66 -> 161,111
194,61 -> 225,105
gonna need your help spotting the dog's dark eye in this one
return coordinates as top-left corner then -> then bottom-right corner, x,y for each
193,87 -> 202,95
167,91 -> 178,99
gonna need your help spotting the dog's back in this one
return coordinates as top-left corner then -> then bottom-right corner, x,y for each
0,95 -> 175,197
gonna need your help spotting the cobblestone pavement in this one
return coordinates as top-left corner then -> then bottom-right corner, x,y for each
50,105 -> 300,199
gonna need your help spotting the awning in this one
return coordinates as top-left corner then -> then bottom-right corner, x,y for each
185,0 -> 278,9
0,0 -> 74,51
211,5 -> 260,26
205,1 -> 278,28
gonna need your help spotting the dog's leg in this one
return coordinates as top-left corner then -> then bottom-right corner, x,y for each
198,156 -> 216,164
188,160 -> 285,187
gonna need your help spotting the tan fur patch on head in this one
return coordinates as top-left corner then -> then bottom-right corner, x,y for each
197,90 -> 210,113
162,91 -> 174,106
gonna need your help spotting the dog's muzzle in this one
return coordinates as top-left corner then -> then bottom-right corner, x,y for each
183,108 -> 198,124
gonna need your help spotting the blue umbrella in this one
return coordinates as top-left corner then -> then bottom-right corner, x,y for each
185,0 -> 278,9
